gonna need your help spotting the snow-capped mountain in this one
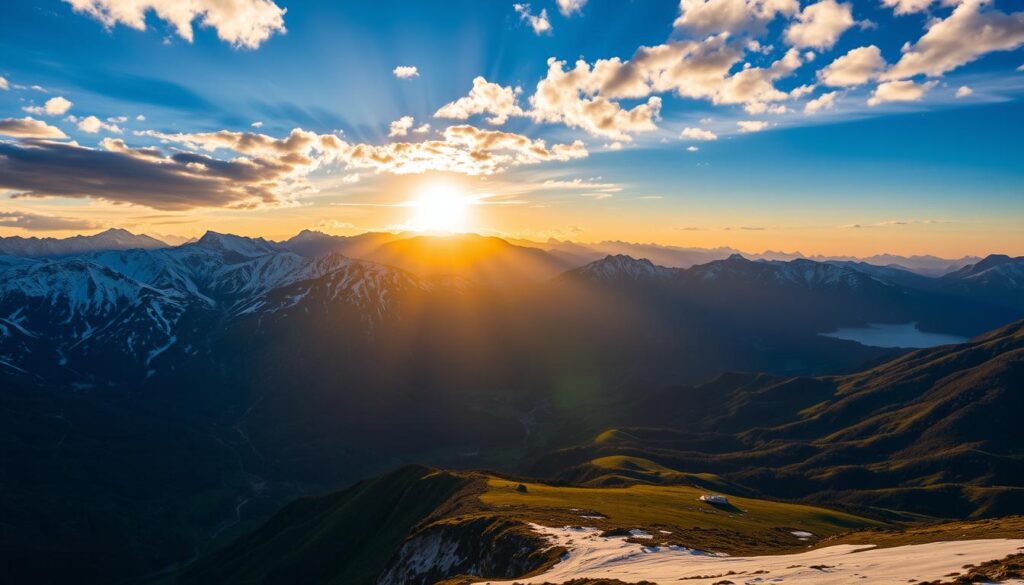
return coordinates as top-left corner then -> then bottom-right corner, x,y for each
940,254 -> 1024,310
0,228 -> 167,257
2,231 -> 1020,385
564,254 -> 676,283
0,257 -> 198,378
944,254 -> 1024,285
0,232 -> 467,382
683,255 -> 892,291
243,256 -> 468,324
567,253 -> 892,293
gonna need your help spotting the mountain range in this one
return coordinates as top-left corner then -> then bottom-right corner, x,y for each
1,228 -> 1023,583
2,229 -> 1021,387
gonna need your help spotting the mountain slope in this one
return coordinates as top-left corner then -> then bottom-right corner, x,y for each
940,254 -> 1024,311
177,465 -> 882,585
178,466 -> 472,585
533,319 -> 1024,519
364,233 -> 574,287
281,229 -> 404,260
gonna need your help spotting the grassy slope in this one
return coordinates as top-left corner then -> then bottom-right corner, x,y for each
478,476 -> 882,555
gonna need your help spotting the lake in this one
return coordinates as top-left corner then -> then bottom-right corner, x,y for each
821,322 -> 967,349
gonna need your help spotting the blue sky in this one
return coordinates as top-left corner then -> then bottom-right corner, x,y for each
0,0 -> 1022,255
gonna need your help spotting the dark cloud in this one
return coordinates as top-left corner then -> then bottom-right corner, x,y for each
0,211 -> 101,231
0,117 -> 67,138
0,140 -> 289,210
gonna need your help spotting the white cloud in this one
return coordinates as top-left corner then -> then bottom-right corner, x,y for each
784,0 -> 855,50
884,1 -> 1024,80
136,114 -> 146,121
412,123 -> 431,134
0,116 -> 68,139
867,79 -> 938,106
881,0 -> 936,15
62,0 -> 287,49
804,90 -> 838,113
348,125 -> 589,175
251,121 -> 263,128
140,124 -> 587,179
434,77 -> 524,125
529,57 -> 663,140
789,84 -> 816,98
498,35 -> 808,140
514,3 -> 552,35
108,115 -> 128,123
557,0 -> 587,16
955,85 -> 973,98
77,115 -> 123,133
687,145 -> 699,152
818,45 -> 886,87
393,65 -> 419,79
737,120 -> 770,132
22,96 -> 73,116
387,115 -> 415,137
0,76 -> 8,91
681,127 -> 718,140
674,0 -> 799,36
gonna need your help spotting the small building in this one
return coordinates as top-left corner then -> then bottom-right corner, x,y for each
699,494 -> 729,504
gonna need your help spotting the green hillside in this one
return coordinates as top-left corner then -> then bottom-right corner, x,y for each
176,466 -> 471,585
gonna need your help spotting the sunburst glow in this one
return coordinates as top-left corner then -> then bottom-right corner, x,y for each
409,183 -> 471,233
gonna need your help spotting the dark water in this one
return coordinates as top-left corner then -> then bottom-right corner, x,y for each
821,322 -> 967,349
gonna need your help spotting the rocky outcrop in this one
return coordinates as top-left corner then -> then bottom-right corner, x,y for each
377,516 -> 560,585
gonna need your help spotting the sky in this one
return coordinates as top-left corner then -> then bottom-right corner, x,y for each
0,0 -> 1022,257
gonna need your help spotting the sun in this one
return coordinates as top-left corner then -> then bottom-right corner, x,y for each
409,183 -> 472,233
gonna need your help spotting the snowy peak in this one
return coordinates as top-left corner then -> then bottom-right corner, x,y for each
572,254 -> 676,282
685,256 -> 885,291
945,254 -> 1020,280
194,231 -> 279,259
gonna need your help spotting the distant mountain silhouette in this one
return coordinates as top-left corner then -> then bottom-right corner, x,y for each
0,227 -> 167,256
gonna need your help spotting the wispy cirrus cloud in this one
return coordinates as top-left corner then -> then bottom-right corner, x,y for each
0,211 -> 102,231
841,219 -> 954,228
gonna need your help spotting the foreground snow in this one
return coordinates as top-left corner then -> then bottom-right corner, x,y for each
483,524 -> 1024,585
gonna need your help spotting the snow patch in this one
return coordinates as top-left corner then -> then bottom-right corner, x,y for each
482,524 -> 1024,585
